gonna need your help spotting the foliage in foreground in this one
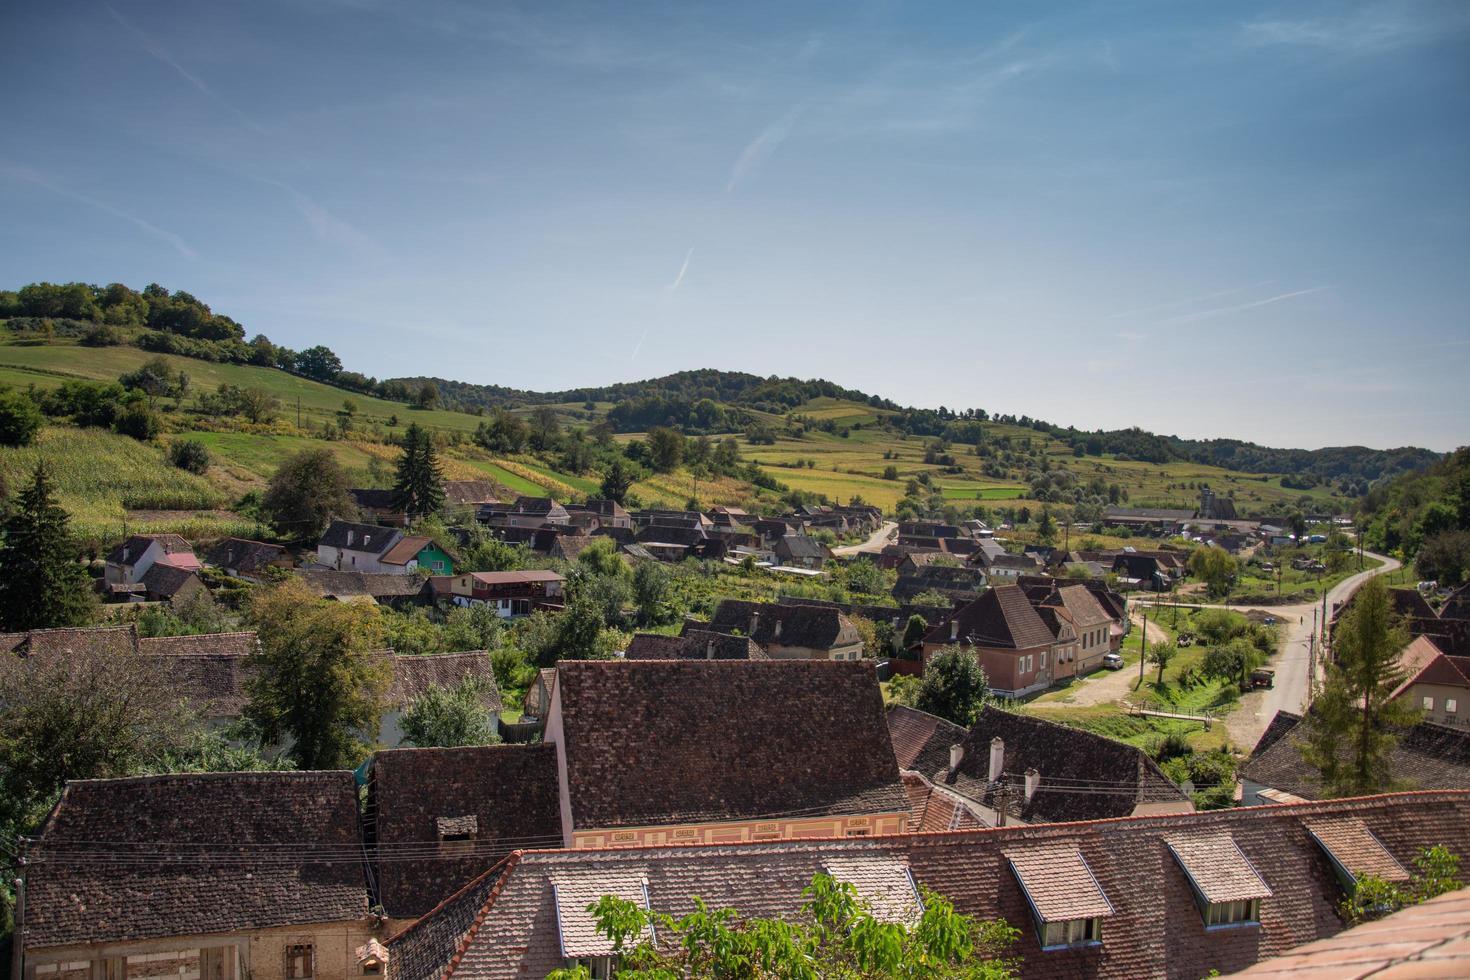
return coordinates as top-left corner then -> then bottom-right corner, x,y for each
547,872 -> 1020,980
1341,846 -> 1463,925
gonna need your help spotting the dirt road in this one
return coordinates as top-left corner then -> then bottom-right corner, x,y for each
833,521 -> 897,557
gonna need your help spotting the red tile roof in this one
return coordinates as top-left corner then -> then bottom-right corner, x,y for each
923,585 -> 1055,650
386,790 -> 1470,980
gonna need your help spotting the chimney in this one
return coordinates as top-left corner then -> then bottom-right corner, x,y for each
1024,768 -> 1041,802
949,743 -> 964,772
988,737 -> 1005,782
749,609 -> 760,637
706,639 -> 715,660
346,529 -> 355,548
774,619 -> 782,639
950,619 -> 959,641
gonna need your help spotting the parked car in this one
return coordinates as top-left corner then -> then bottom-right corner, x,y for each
1102,652 -> 1124,670
1263,616 -> 1278,626
1250,668 -> 1275,689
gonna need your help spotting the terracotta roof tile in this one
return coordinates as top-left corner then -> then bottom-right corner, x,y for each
1167,831 -> 1273,904
381,534 -> 435,566
1305,816 -> 1410,883
821,855 -> 921,923
1006,845 -> 1114,922
550,869 -> 651,956
388,651 -> 502,712
555,660 -> 908,831
922,585 -> 1054,650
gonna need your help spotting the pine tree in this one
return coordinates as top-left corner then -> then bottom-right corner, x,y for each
391,423 -> 445,523
599,459 -> 635,504
0,463 -> 94,631
1299,577 -> 1421,796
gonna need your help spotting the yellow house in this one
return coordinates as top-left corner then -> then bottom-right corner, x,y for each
19,772 -> 382,980
544,659 -> 911,848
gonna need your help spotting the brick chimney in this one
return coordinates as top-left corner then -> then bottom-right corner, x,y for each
988,737 -> 1005,782
949,743 -> 964,772
1024,768 -> 1041,802
950,619 -> 959,641
706,638 -> 715,660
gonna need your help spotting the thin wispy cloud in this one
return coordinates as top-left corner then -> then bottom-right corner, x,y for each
1,163 -> 196,258
251,177 -> 385,259
726,106 -> 803,193
1103,281 -> 1274,320
1158,286 -> 1331,326
665,247 -> 694,293
1117,330 -> 1148,343
104,4 -> 269,136
1241,4 -> 1470,54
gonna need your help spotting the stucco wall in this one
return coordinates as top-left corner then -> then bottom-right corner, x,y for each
571,812 -> 908,849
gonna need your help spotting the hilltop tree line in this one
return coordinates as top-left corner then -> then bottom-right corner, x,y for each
1359,447 -> 1470,585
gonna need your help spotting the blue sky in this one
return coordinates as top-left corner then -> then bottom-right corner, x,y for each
2,1 -> 1467,451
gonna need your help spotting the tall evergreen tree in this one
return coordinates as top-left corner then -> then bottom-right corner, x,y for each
0,464 -> 94,631
391,422 -> 445,522
1299,577 -> 1421,796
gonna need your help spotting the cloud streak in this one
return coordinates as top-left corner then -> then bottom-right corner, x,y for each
1240,5 -> 1470,54
665,247 -> 694,293
1157,286 -> 1331,326
726,106 -> 803,193
1103,281 -> 1274,320
1,163 -> 196,258
250,176 -> 385,258
104,4 -> 269,136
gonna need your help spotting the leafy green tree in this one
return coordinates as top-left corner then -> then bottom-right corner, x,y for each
1036,505 -> 1057,546
0,465 -> 94,631
599,459 -> 636,503
294,345 -> 343,380
244,579 -> 391,769
646,426 -> 685,473
915,646 -> 990,727
902,614 -> 929,651
546,872 -> 1019,980
529,406 -> 561,450
0,390 -> 43,447
261,448 -> 357,541
577,537 -> 628,579
391,422 -> 446,522
1147,641 -> 1177,685
548,595 -> 613,665
401,678 -> 501,748
1341,846 -> 1463,925
843,558 -> 888,596
1417,530 -> 1470,586
631,561 -> 671,625
1189,545 -> 1238,598
463,533 -> 529,572
1299,577 -> 1421,797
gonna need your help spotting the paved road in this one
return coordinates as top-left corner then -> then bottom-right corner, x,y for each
1192,552 -> 1400,749
833,521 -> 897,557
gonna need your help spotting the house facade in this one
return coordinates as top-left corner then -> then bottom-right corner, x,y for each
103,534 -> 200,586
434,570 -> 566,617
702,599 -> 865,660
920,586 -> 1059,697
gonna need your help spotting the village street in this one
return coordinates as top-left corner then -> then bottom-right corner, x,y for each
833,521 -> 897,556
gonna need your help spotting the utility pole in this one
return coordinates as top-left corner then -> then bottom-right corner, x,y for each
11,837 -> 26,980
1139,611 -> 1148,689
1309,608 -> 1318,690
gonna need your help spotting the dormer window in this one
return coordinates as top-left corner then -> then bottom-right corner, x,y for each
1007,847 -> 1112,951
437,814 -> 478,853
1166,833 -> 1271,930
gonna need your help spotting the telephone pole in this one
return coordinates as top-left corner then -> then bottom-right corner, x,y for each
1138,611 -> 1148,689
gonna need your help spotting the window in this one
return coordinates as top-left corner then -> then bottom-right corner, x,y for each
845,828 -> 870,837
1205,898 -> 1260,927
573,958 -> 615,980
1449,699 -> 1459,714
1424,696 -> 1435,711
285,945 -> 314,980
1041,917 -> 1101,948
1040,652 -> 1047,668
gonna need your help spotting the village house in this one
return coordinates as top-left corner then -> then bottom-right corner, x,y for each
201,537 -> 291,582
1239,710 -> 1470,805
1027,582 -> 1116,676
484,496 -> 571,528
564,498 -> 632,529
892,564 -> 987,605
432,570 -> 565,618
21,771 -> 376,980
771,533 -> 830,570
349,487 -> 406,526
542,659 -> 910,848
366,744 -> 562,927
888,705 -> 1192,827
103,533 -> 200,586
921,585 -> 1059,697
298,570 -> 432,608
379,651 -> 502,747
1392,635 -> 1470,731
623,629 -> 765,661
316,521 -> 454,575
383,790 -> 1470,980
700,598 -> 865,660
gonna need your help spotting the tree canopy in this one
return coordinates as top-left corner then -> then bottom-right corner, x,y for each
0,464 -> 94,631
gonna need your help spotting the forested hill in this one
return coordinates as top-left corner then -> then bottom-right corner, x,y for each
0,280 -> 1439,490
397,369 -> 1439,489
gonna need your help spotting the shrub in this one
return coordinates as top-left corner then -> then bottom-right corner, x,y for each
0,391 -> 44,447
80,323 -> 123,347
114,402 -> 160,441
168,439 -> 211,474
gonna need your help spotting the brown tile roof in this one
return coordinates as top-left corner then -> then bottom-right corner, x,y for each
1240,712 -> 1470,800
370,744 -> 562,917
1049,584 -> 1113,629
550,869 -> 652,956
387,790 -> 1470,980
381,534 -> 435,566
320,519 -> 401,553
201,537 -> 288,574
24,624 -> 139,659
894,705 -> 1189,823
137,632 -> 259,716
105,533 -> 193,565
623,629 -> 765,661
388,652 -> 502,712
139,561 -> 203,599
702,599 -> 860,651
467,570 -> 565,585
923,585 -> 1055,650
27,771 -> 367,949
1167,831 -> 1274,903
443,480 -> 502,506
1304,815 -> 1410,883
1006,845 -> 1114,921
1223,884 -> 1470,977
554,660 -> 908,831
1442,583 -> 1470,622
1393,635 -> 1470,698
820,854 -> 922,923
299,569 -> 430,598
